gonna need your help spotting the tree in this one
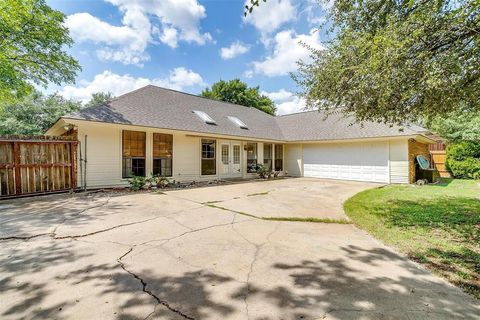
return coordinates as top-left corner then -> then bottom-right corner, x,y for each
296,0 -> 480,125
201,79 -> 276,115
428,111 -> 480,142
0,0 -> 81,101
85,92 -> 114,108
0,90 -> 81,135
244,0 -> 267,16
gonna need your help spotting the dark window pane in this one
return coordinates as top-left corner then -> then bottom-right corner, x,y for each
247,143 -> 257,173
123,158 -> 145,178
201,139 -> 216,175
153,158 -> 172,177
201,159 -> 216,175
274,144 -> 283,171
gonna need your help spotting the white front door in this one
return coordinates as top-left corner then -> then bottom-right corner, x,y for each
219,141 -> 242,177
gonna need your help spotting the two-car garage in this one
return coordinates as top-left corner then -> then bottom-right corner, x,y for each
302,141 -> 391,183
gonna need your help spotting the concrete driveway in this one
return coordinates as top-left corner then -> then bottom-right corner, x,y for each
0,178 -> 478,320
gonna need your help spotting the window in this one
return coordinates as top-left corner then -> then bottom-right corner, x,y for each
227,116 -> 248,129
122,130 -> 146,178
153,133 -> 173,177
233,145 -> 240,165
201,139 -> 216,175
221,144 -> 229,165
246,143 -> 257,173
263,143 -> 273,171
275,144 -> 283,171
193,110 -> 216,125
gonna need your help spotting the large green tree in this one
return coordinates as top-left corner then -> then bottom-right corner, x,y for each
0,90 -> 81,135
85,92 -> 114,108
201,79 -> 276,115
428,111 -> 480,142
0,0 -> 81,101
296,0 -> 480,125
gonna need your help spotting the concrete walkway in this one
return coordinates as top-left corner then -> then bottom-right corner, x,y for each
0,178 -> 478,320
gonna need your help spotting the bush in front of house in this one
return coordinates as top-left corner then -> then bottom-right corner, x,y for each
446,141 -> 480,179
128,175 -> 146,191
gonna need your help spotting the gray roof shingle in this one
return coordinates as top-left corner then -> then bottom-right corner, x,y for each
65,85 -> 427,141
275,110 -> 426,141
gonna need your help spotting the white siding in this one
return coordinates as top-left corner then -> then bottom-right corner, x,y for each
389,139 -> 409,184
172,134 -> 201,181
77,122 -> 125,188
284,144 -> 303,176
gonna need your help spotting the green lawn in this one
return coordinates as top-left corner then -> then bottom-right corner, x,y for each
344,179 -> 480,299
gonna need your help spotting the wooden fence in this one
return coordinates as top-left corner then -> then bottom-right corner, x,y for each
430,150 -> 451,178
0,135 -> 78,198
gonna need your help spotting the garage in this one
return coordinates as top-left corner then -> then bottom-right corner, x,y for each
303,141 -> 389,183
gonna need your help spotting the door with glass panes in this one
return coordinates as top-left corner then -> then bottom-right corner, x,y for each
219,141 -> 242,177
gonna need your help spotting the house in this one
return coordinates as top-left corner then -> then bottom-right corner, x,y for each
46,85 -> 435,188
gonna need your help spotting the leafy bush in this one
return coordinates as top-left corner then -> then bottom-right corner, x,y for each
128,176 -> 146,191
446,141 -> 480,179
152,175 -> 170,188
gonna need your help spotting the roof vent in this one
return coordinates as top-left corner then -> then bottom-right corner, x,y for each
228,116 -> 248,129
193,110 -> 216,125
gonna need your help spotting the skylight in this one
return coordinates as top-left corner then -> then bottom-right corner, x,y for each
228,116 -> 248,129
193,110 -> 216,125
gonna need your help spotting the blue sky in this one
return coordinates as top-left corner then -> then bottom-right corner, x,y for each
47,0 -> 329,114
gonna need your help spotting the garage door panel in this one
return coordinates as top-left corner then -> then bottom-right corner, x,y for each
303,142 -> 389,183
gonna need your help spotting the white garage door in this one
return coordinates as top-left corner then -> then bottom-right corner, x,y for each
303,142 -> 389,183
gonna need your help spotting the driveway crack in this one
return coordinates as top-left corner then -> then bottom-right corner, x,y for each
117,247 -> 195,320
231,222 -> 281,319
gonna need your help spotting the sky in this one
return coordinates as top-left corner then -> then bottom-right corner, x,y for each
47,0 -> 330,115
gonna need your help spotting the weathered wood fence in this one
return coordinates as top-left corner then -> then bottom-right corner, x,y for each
0,135 -> 78,198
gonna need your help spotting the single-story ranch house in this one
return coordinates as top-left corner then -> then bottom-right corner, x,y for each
46,85 -> 435,188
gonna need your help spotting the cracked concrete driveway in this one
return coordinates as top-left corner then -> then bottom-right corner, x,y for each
0,178 -> 478,320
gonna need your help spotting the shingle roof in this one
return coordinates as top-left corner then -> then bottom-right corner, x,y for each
276,110 -> 426,141
64,85 -> 428,141
66,85 -> 284,141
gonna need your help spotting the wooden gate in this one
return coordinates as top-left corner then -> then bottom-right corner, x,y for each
0,135 -> 78,198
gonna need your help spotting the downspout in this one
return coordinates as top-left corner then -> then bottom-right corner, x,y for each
83,135 -> 88,191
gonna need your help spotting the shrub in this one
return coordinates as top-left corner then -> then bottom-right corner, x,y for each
128,175 -> 146,191
446,141 -> 480,179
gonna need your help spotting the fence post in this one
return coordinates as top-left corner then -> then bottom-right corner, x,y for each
13,142 -> 21,195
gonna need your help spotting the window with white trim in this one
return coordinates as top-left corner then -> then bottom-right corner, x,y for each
201,139 -> 216,175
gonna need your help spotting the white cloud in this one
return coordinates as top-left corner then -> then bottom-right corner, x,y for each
262,88 -> 293,102
302,0 -> 330,26
65,0 -> 212,64
220,41 -> 249,60
243,0 -> 296,35
249,29 -> 324,77
59,68 -> 206,102
263,89 -> 306,115
275,96 -> 307,115
65,12 -> 150,65
107,0 -> 212,47
159,27 -> 178,48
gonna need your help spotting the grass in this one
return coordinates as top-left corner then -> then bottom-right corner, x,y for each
262,216 -> 351,224
344,178 -> 480,299
205,203 -> 350,224
247,191 -> 270,197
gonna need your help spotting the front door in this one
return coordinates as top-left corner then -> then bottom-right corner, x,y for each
220,141 -> 242,177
